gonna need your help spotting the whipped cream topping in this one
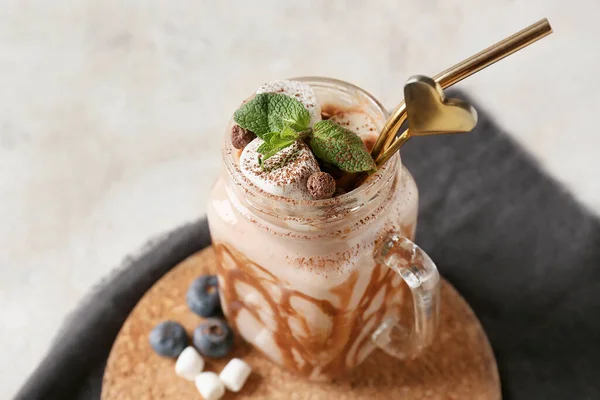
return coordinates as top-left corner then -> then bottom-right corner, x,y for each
329,111 -> 379,140
240,138 -> 320,200
256,80 -> 322,128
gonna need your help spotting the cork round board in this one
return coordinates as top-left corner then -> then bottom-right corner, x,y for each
102,246 -> 500,400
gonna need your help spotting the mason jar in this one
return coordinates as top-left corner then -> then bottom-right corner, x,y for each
207,77 -> 440,381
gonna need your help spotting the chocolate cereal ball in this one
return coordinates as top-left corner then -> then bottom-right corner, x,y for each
307,172 -> 336,200
231,125 -> 256,149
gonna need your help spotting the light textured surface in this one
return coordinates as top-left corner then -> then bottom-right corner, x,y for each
1,0 -> 598,398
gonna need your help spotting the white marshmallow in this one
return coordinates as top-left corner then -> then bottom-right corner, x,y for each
175,346 -> 205,381
195,372 -> 225,400
240,138 -> 320,200
256,80 -> 322,128
219,358 -> 252,392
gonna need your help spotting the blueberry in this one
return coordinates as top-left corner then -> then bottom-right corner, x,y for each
193,318 -> 234,359
149,321 -> 188,358
186,275 -> 222,317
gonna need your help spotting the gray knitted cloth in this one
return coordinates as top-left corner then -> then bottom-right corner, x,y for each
15,93 -> 600,400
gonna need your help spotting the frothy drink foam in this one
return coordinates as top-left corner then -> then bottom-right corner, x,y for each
207,78 -> 419,380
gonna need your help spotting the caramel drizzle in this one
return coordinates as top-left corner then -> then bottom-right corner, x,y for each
214,223 -> 414,380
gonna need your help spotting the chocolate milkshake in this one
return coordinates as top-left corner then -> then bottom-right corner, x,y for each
207,77 -> 439,381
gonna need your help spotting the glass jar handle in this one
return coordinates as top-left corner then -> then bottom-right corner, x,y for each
372,234 -> 440,359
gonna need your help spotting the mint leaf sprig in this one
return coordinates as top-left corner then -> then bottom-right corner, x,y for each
234,93 -> 310,164
233,92 -> 375,172
256,125 -> 299,166
234,93 -> 310,138
311,120 -> 376,173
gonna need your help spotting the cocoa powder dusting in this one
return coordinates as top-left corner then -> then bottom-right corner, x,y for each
242,140 -> 317,188
240,171 -> 400,242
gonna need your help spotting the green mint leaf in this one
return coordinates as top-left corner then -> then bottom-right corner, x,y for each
278,124 -> 300,140
233,93 -> 310,138
257,132 -> 276,154
256,125 -> 299,164
310,120 -> 376,172
256,133 -> 274,155
267,94 -> 311,133
234,95 -> 270,138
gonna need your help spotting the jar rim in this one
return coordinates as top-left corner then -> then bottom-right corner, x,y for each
222,76 -> 400,221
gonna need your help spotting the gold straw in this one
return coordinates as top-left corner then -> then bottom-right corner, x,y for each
375,128 -> 410,166
370,18 -> 553,164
